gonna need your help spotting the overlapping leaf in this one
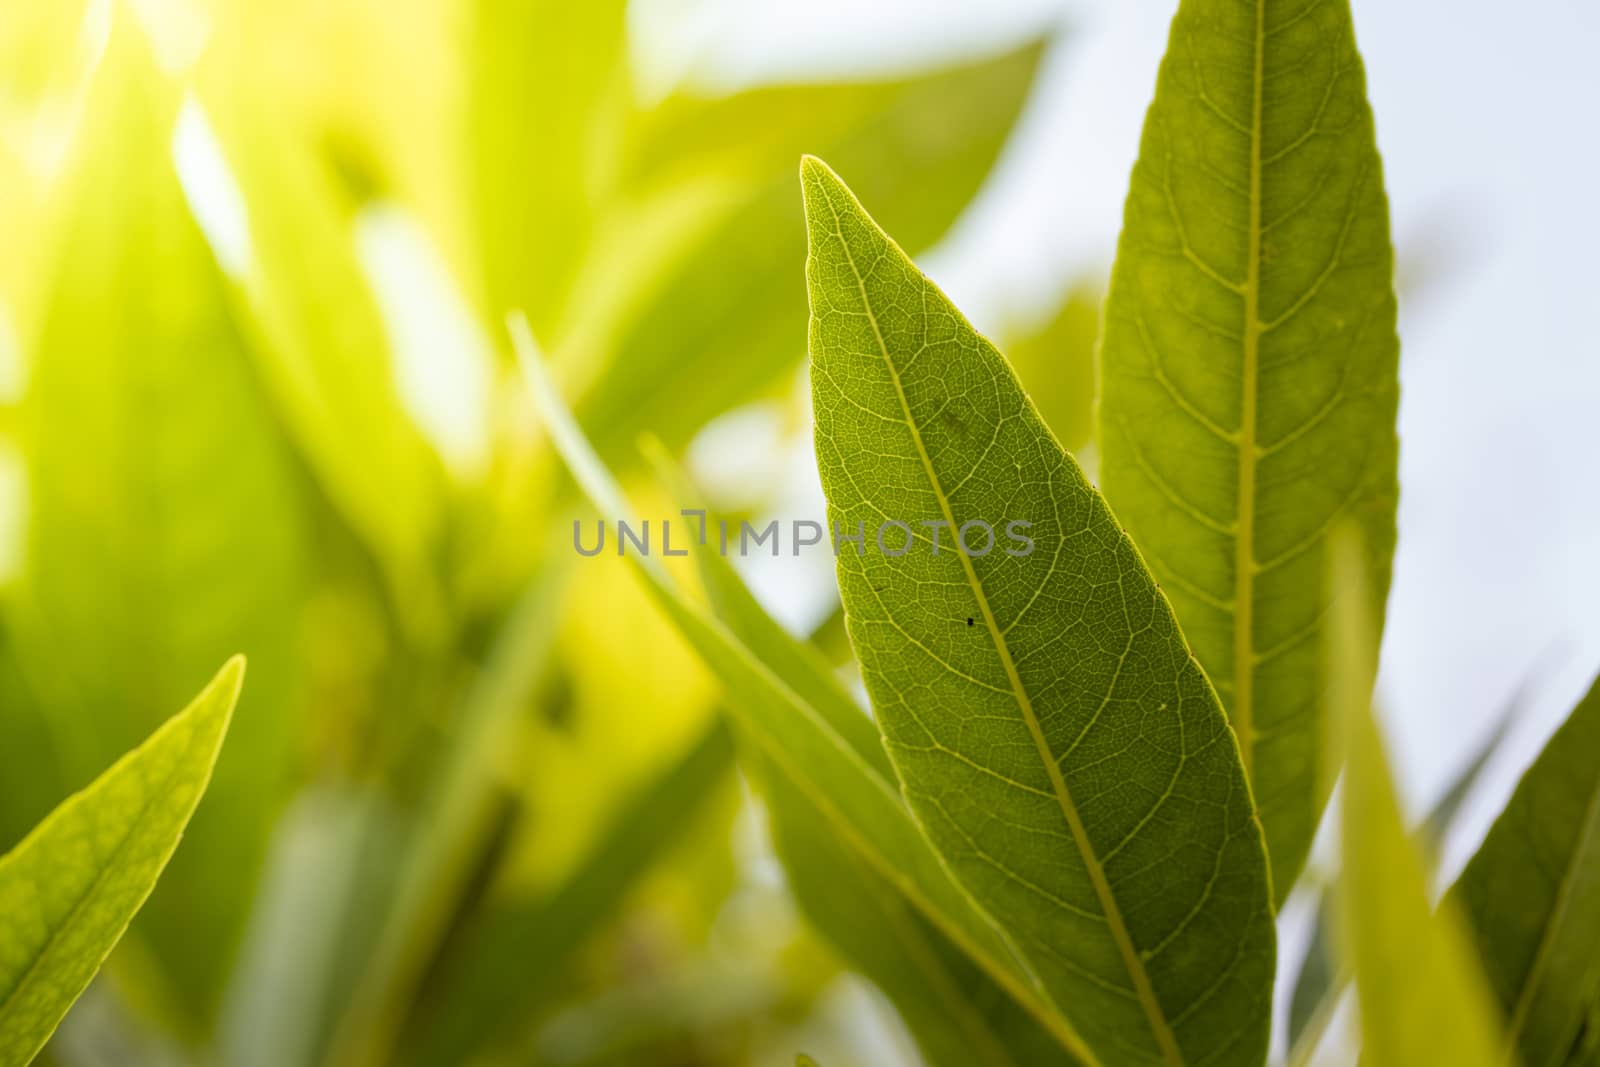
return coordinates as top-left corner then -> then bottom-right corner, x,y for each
573,41 -> 1046,460
804,157 -> 1275,1067
1287,680 -> 1520,1060
1447,671 -> 1600,1067
0,657 -> 242,1067
194,23 -> 447,633
1327,531 -> 1503,1067
516,320 -> 1096,1064
1098,0 -> 1401,899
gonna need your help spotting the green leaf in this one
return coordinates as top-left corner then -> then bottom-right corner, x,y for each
642,450 -> 1070,1066
0,657 -> 242,1067
2,20 -> 308,1023
1288,679 -> 1521,1059
1097,0 -> 1401,900
572,41 -> 1045,461
1328,530 -> 1502,1067
326,563 -> 571,1067
194,25 -> 447,634
404,716 -> 734,1066
1447,670 -> 1600,1067
803,157 -> 1275,1067
998,282 -> 1100,454
463,0 -> 628,337
515,318 -> 1096,1065
219,785 -> 388,1067
768,759 -> 1070,1067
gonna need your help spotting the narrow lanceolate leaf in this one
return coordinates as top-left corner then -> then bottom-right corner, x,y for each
1288,677 -> 1521,1058
1098,0 -> 1401,899
643,452 -> 1070,1066
1447,671 -> 1600,1067
516,320 -> 1096,1065
1329,531 -> 1502,1067
0,658 -> 243,1067
804,157 -> 1275,1067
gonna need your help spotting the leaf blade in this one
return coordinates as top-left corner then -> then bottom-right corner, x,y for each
514,319 -> 1096,1065
644,452 -> 1074,1066
1329,531 -> 1503,1067
0,657 -> 243,1067
573,41 -> 1046,462
1098,0 -> 1401,900
803,157 -> 1275,1067
1448,671 -> 1600,1067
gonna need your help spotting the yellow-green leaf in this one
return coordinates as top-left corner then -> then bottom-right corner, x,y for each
1329,530 -> 1503,1067
1098,0 -> 1401,901
0,657 -> 243,1067
2,19 -> 308,1021
804,157 -> 1275,1067
644,451 -> 1073,1066
574,41 -> 1045,461
194,25 -> 447,633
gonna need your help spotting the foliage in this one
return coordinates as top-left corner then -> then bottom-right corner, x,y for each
0,0 -> 1593,1065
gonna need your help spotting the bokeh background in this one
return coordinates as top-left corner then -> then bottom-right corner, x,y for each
0,0 -> 1596,1065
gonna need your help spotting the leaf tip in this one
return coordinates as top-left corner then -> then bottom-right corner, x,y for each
798,154 -> 845,210
196,654 -> 247,747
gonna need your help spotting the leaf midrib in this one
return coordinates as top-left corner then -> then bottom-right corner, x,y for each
1504,765 -> 1600,1061
1233,0 -> 1267,788
819,183 -> 1186,1067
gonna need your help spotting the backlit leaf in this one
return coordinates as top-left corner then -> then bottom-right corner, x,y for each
1447,670 -> 1600,1067
1329,530 -> 1502,1067
1287,677 -> 1521,1058
645,451 -> 1070,1066
405,716 -> 735,1066
804,157 -> 1275,1067
573,41 -> 1046,461
1098,0 -> 1401,900
515,318 -> 1095,1065
0,657 -> 242,1067
194,25 -> 447,633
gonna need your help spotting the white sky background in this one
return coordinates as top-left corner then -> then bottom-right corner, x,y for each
647,0 -> 1600,1058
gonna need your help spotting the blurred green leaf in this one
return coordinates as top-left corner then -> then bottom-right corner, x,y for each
1097,0 -> 1401,901
1447,670 -> 1600,1067
572,40 -> 1046,461
1288,679 -> 1521,1060
1000,283 -> 1099,453
220,784 -> 391,1067
463,0 -> 628,337
327,562 -> 570,1067
194,26 -> 447,636
1,21 -> 309,1026
1329,529 -> 1503,1067
0,657 -> 241,1067
407,716 -> 735,1065
803,157 -> 1275,1067
770,771 -> 1072,1067
515,317 -> 1096,1065
0,0 -> 90,105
